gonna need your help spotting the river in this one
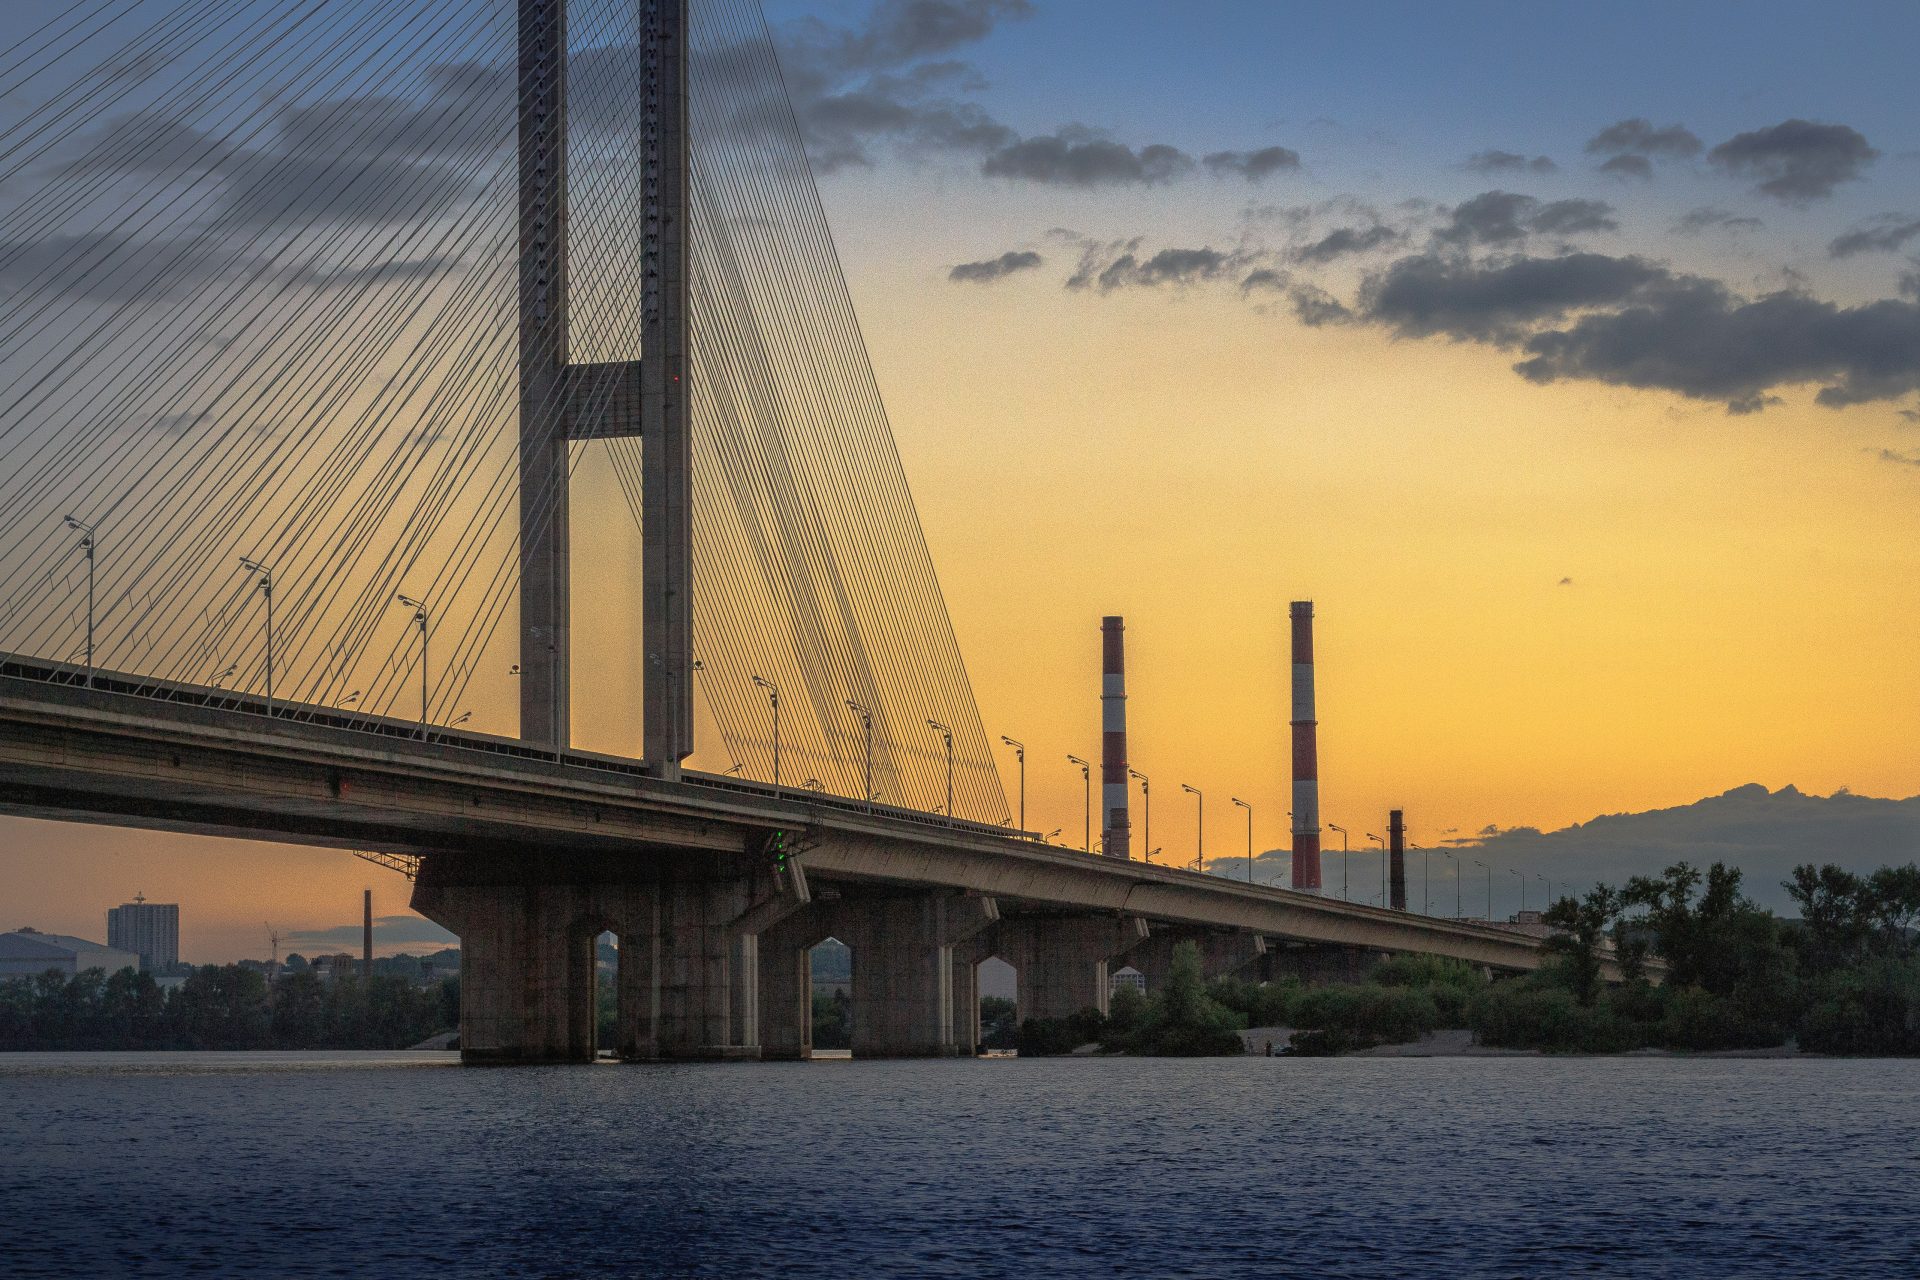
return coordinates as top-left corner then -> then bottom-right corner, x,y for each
3,1052 -> 1916,1277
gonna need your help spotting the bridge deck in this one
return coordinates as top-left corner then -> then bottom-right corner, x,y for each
0,657 -> 1573,973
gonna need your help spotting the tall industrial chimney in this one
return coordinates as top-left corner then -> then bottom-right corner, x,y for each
362,888 -> 373,981
1389,810 -> 1407,911
1101,616 -> 1131,859
1289,601 -> 1323,892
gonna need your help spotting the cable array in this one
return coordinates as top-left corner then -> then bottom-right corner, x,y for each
0,0 -> 1009,824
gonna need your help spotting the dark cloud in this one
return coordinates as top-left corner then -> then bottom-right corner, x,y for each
1201,146 -> 1300,181
0,232 -> 237,303
1435,192 -> 1617,247
783,0 -> 1034,74
1709,119 -> 1878,203
1069,246 -> 1228,291
1675,207 -> 1764,235
1291,223 -> 1402,264
1465,150 -> 1557,175
1869,447 -> 1920,467
1435,191 -> 1536,246
1240,267 -> 1290,294
948,249 -> 1042,282
1598,154 -> 1653,180
1586,118 -> 1702,159
1359,251 -> 1667,341
1829,215 -> 1920,259
1529,198 -> 1619,237
983,128 -> 1193,185
1290,284 -> 1352,327
1558,577 -> 1574,586
1511,275 -> 1920,411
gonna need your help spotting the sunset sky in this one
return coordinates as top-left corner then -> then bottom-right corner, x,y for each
5,0 -> 1919,960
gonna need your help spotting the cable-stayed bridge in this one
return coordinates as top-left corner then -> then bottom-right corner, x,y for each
0,0 -> 1579,1061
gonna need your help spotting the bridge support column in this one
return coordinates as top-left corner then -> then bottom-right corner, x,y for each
1132,929 -> 1267,992
755,908 -> 823,1060
998,915 -> 1148,1021
1267,941 -> 1382,985
834,892 -> 998,1058
413,851 -> 798,1064
951,934 -> 993,1056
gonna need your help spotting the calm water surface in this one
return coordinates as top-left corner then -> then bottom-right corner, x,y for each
3,1053 -> 1917,1278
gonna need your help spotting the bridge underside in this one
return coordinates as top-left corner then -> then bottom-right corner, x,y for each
0,673 -> 1604,1063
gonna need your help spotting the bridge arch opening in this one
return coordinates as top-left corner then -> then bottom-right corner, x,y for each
809,938 -> 852,1054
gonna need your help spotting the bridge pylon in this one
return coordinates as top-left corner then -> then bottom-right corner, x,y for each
517,0 -> 693,774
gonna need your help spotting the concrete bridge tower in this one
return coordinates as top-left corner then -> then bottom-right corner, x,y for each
1289,601 -> 1323,892
1101,617 -> 1131,859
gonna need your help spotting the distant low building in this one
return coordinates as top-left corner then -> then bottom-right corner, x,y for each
107,896 -> 179,971
1110,966 -> 1146,995
0,929 -> 141,978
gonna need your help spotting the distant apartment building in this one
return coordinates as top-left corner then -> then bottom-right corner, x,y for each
1110,966 -> 1146,996
107,896 -> 180,971
0,929 -> 140,978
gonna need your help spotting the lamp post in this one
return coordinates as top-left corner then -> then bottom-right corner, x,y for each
1066,755 -> 1092,852
1412,842 -> 1427,915
1328,823 -> 1350,901
1181,784 -> 1204,873
752,676 -> 781,793
1513,868 -> 1525,916
1368,833 -> 1386,904
1539,874 -> 1551,910
1232,797 -> 1253,884
62,516 -> 96,688
845,700 -> 874,808
926,719 -> 954,816
238,557 -> 273,702
1442,850 -> 1460,918
1000,737 -> 1026,833
1129,768 -> 1151,862
1474,859 -> 1491,920
803,777 -> 824,793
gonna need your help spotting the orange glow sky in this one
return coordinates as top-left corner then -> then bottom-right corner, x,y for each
5,0 -> 1919,960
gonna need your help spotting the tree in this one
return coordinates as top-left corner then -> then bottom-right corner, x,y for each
1543,886 -> 1623,1007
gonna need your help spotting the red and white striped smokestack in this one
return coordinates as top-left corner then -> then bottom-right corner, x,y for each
1101,616 -> 1131,859
1290,601 -> 1323,892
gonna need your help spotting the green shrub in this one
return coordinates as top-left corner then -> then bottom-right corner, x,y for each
1468,982 -> 1636,1053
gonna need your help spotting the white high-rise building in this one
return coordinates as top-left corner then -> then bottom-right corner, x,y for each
107,895 -> 179,971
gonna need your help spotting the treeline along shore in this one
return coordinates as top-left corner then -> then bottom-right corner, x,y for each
1018,860 -> 1920,1057
0,965 -> 457,1051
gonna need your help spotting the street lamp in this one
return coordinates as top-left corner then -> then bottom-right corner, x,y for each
1232,797 -> 1254,884
1368,833 -> 1386,904
1411,842 -> 1427,915
1473,859 -> 1491,920
394,594 -> 428,737
1442,850 -> 1460,918
1000,737 -> 1025,834
845,700 -> 875,807
62,516 -> 96,688
803,777 -> 824,793
1513,868 -> 1525,915
926,719 -> 953,817
1129,768 -> 1151,862
238,557 -> 273,702
1066,755 -> 1092,852
450,711 -> 471,728
1328,823 -> 1350,901
752,676 -> 781,793
1181,784 -> 1204,873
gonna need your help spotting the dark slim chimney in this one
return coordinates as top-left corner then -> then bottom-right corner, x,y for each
1389,811 -> 1407,911
1100,617 -> 1130,859
363,888 -> 373,980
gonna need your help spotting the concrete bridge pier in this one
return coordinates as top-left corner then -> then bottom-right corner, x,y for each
1267,940 -> 1385,985
412,851 -> 798,1064
753,891 -> 998,1059
1132,928 -> 1267,992
998,915 -> 1149,1020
